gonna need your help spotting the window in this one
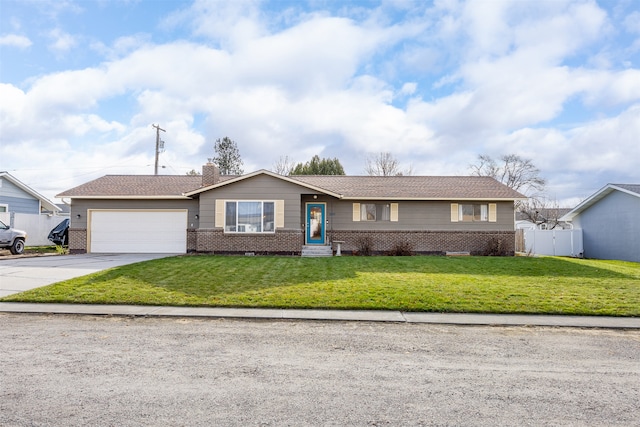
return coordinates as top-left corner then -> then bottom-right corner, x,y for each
354,203 -> 397,222
381,204 -> 391,221
459,204 -> 488,222
225,201 -> 275,233
361,204 -> 377,221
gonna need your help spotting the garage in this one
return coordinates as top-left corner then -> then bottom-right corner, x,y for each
89,210 -> 188,253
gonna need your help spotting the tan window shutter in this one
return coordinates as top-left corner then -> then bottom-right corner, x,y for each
390,203 -> 399,222
352,203 -> 361,221
215,199 -> 224,228
450,203 -> 459,222
488,203 -> 497,222
276,200 -> 285,228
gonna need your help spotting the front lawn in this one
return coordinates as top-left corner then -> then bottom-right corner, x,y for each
2,256 -> 639,316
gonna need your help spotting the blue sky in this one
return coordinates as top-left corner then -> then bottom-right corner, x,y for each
1,0 -> 639,206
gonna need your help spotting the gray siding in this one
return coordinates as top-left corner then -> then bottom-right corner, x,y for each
199,175 -> 318,229
323,200 -> 515,232
576,190 -> 640,263
69,199 -> 199,229
198,175 -> 516,233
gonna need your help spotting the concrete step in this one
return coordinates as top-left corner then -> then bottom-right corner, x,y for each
301,245 -> 333,257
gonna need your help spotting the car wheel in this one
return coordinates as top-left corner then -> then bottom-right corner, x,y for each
10,239 -> 25,255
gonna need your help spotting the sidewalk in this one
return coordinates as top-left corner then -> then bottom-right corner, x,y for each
1,302 -> 638,328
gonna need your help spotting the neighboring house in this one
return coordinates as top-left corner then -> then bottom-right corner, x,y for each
515,208 -> 573,230
57,164 -> 525,255
0,172 -> 61,216
560,184 -> 640,263
55,203 -> 71,217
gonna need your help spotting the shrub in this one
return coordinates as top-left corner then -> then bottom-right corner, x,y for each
387,241 -> 413,256
355,236 -> 374,256
484,238 -> 506,256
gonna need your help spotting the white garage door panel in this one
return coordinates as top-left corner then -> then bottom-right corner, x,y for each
90,210 -> 187,253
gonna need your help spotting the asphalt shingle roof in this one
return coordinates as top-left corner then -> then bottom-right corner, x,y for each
57,175 -> 204,198
58,173 -> 525,200
290,175 -> 525,199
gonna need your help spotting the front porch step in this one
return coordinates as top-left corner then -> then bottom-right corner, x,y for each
301,245 -> 333,257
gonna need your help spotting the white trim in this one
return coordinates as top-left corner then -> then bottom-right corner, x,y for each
184,169 -> 343,198
560,184 -> 640,222
0,172 -> 60,213
223,200 -> 276,234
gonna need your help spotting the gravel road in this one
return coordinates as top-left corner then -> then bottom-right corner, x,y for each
1,313 -> 639,426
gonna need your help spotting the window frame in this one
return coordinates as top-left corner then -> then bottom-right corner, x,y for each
224,200 -> 276,233
360,203 -> 377,221
354,203 -> 398,222
458,203 -> 488,222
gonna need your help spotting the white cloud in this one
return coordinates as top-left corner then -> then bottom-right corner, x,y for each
165,0 -> 264,50
2,0 -> 639,204
48,28 -> 77,52
399,82 -> 417,95
0,34 -> 32,48
624,11 -> 640,34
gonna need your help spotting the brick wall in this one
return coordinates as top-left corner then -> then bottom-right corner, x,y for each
327,230 -> 516,255
191,229 -> 303,255
68,228 -> 87,254
73,227 -> 514,256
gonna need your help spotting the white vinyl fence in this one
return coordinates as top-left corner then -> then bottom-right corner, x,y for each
2,212 -> 67,246
522,229 -> 583,257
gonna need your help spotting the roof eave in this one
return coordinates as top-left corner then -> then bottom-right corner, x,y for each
55,195 -> 192,200
341,196 -> 527,201
184,170 -> 343,198
559,184 -> 619,222
1,172 -> 61,212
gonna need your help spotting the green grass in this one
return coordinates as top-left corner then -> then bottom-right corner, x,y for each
2,255 -> 639,316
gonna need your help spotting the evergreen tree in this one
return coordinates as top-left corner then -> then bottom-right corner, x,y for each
210,137 -> 244,175
291,155 -> 345,175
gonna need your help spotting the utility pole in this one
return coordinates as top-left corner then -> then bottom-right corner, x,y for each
152,124 -> 166,175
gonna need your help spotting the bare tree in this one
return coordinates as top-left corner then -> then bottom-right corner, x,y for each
365,152 -> 412,176
469,154 -> 545,196
272,155 -> 296,176
518,197 -> 564,230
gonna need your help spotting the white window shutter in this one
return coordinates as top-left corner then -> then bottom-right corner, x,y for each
353,203 -> 361,221
390,203 -> 399,222
215,199 -> 224,227
450,203 -> 459,222
276,200 -> 285,228
488,203 -> 497,222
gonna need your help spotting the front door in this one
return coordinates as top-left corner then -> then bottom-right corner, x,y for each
306,203 -> 326,245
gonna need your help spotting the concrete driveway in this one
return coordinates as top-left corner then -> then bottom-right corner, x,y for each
0,253 -> 176,297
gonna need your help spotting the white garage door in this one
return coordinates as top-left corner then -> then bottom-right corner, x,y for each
89,210 -> 188,253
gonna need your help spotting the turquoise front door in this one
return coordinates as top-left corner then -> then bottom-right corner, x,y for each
306,203 -> 326,245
